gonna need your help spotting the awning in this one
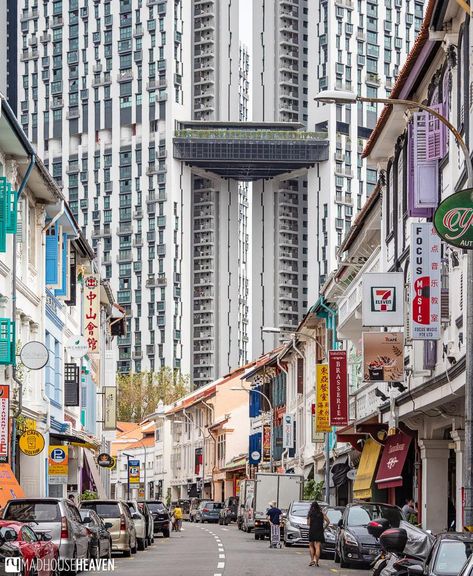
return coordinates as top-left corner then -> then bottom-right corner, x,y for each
331,455 -> 351,488
49,432 -> 99,450
353,438 -> 382,499
375,431 -> 412,490
0,464 -> 25,507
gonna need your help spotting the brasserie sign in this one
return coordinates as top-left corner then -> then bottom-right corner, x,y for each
434,188 -> 473,249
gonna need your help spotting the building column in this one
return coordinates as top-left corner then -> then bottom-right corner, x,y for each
418,439 -> 450,533
451,429 -> 465,531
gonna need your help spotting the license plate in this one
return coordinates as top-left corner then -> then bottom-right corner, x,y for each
369,549 -> 379,555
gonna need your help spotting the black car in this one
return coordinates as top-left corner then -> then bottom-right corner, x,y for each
420,533 -> 473,576
0,527 -> 22,576
146,501 -> 170,538
218,497 -> 239,525
80,509 -> 113,559
335,502 -> 404,567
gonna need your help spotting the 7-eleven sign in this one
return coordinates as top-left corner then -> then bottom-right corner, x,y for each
362,273 -> 405,327
371,287 -> 395,312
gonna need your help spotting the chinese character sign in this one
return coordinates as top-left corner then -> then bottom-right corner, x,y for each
262,425 -> 271,462
0,386 -> 9,463
83,274 -> 101,354
316,364 -> 331,433
329,350 -> 348,426
410,223 -> 441,339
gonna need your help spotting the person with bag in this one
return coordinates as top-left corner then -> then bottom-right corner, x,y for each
307,501 -> 330,566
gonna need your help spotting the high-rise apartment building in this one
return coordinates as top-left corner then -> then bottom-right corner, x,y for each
252,0 -> 425,356
8,0 -> 247,386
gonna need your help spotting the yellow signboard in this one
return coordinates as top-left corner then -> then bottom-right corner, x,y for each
48,446 -> 69,484
19,430 -> 45,456
316,364 -> 331,433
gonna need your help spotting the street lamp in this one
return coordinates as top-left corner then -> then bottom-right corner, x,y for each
231,386 -> 275,473
315,89 -> 473,529
262,326 -> 331,503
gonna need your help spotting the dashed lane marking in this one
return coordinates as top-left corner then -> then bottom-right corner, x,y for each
217,562 -> 225,569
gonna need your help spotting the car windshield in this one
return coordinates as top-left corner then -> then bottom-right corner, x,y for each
292,503 -> 311,517
347,505 -> 402,527
4,503 -> 61,523
434,541 -> 473,576
326,509 -> 343,525
81,503 -> 121,518
147,503 -> 166,513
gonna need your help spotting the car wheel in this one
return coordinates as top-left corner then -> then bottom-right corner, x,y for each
163,529 -> 170,538
334,549 -> 341,564
284,541 -> 292,547
340,549 -> 349,569
107,541 -> 112,560
131,540 -> 137,555
123,547 -> 131,558
138,538 -> 145,551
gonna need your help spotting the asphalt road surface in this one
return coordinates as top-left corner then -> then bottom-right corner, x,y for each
110,523 -> 370,576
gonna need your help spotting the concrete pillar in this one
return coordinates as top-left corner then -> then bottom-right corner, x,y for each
451,430 -> 465,531
418,439 -> 450,533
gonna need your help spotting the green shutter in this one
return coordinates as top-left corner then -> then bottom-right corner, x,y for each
5,182 -> 17,234
0,319 -> 13,365
0,179 -> 7,252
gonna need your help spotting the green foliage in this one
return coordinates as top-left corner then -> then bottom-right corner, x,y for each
117,368 -> 190,423
303,479 -> 325,502
165,488 -> 171,508
81,490 -> 98,501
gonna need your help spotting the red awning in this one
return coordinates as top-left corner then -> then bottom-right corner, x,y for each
375,431 -> 412,490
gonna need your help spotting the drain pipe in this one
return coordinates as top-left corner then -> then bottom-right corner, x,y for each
11,154 -> 36,475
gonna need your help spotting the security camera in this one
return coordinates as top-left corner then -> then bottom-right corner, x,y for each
446,354 -> 457,366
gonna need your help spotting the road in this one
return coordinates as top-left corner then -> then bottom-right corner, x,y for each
111,522 -> 370,576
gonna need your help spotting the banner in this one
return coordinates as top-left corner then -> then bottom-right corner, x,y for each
362,332 -> 404,382
262,425 -> 271,462
311,404 -> 325,442
282,414 -> 294,449
128,459 -> 140,484
362,272 -> 404,326
103,387 -> 117,430
0,386 -> 9,463
83,274 -> 101,354
410,223 -> 441,339
329,350 -> 349,426
48,446 -> 69,484
315,364 -> 331,432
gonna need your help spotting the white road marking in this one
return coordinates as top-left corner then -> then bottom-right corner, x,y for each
219,554 -> 225,559
217,562 -> 225,569
221,528 -> 229,531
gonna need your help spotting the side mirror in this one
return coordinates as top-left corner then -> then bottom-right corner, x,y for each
132,513 -> 141,520
41,533 -> 52,542
104,522 -> 113,530
82,517 -> 92,524
338,519 -> 343,528
3,529 -> 17,542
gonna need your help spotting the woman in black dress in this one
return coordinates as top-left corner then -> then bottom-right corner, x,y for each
307,501 -> 330,566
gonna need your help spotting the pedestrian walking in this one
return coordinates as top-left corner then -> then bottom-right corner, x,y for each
266,501 -> 282,548
307,501 -> 330,567
173,505 -> 183,532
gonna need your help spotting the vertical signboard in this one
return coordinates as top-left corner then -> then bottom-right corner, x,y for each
83,274 -> 101,354
0,386 -> 9,463
410,223 -> 441,339
128,459 -> 140,484
282,414 -> 294,449
48,446 -> 69,484
315,364 -> 331,432
262,425 -> 271,462
329,350 -> 349,426
311,404 -> 325,442
103,387 -> 117,430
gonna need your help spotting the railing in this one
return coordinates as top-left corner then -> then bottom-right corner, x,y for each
174,129 -> 328,140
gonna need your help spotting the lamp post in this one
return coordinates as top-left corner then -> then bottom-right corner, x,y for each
262,326 -> 331,504
123,452 -> 132,500
231,386 -> 275,473
315,89 -> 473,529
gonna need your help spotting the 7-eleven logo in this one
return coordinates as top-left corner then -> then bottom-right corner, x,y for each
371,287 -> 396,312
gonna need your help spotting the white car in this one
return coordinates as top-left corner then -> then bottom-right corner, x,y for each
127,500 -> 147,550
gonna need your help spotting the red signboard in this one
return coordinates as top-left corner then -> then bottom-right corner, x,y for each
375,431 -> 412,490
0,386 -> 9,463
262,425 -> 271,462
329,351 -> 348,426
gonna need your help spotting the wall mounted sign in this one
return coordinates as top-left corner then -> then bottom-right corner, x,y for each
362,273 -> 405,326
66,335 -> 88,358
410,223 -> 441,339
97,453 -> 114,468
20,341 -> 49,370
103,387 -> 117,431
0,386 -> 9,463
329,350 -> 348,426
262,425 -> 271,462
362,332 -> 404,382
19,430 -> 45,456
282,414 -> 294,449
128,459 -> 140,484
83,274 -> 101,354
48,446 -> 69,484
311,404 -> 325,443
315,364 -> 331,432
434,188 -> 473,249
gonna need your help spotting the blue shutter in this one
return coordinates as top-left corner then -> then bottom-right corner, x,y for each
5,181 -> 17,234
54,234 -> 69,297
0,179 -> 7,253
45,225 -> 59,285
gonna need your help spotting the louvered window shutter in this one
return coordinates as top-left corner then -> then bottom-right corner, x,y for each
64,363 -> 80,406
297,357 -> 304,394
441,258 -> 450,322
412,112 -> 439,209
407,123 -> 433,217
426,104 -> 446,160
45,225 -> 59,285
54,234 -> 69,297
5,182 -> 17,234
0,319 -> 13,365
65,249 -> 77,306
0,179 -> 7,253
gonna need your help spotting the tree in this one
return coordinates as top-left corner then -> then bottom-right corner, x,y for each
303,479 -> 325,502
117,368 -> 189,422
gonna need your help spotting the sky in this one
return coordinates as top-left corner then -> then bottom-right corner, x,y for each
239,0 -> 253,52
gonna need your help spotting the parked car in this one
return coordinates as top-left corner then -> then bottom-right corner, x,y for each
136,502 -> 154,546
283,501 -> 332,547
322,506 -> 345,556
189,499 -> 201,523
335,502 -> 404,568
418,532 -> 473,576
0,526 -> 26,576
0,521 -> 58,576
145,501 -> 170,538
80,500 -> 137,557
218,497 -> 239,525
177,500 -> 191,522
241,494 -> 255,533
126,501 -> 147,550
79,509 -> 112,560
2,498 -> 89,563
194,502 -> 223,523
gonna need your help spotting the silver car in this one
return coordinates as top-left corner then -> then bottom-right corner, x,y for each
126,501 -> 147,550
2,498 -> 89,561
